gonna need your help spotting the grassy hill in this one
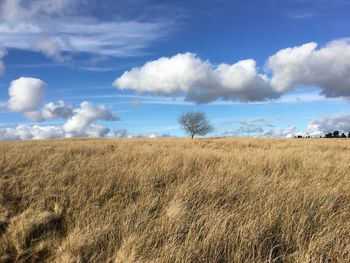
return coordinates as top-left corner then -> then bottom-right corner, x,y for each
0,138 -> 349,262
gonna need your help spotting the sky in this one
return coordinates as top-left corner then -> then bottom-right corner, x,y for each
1,0 -> 350,139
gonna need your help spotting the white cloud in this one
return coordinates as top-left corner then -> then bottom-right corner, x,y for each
114,39 -> 350,103
0,0 -> 73,22
0,126 -> 27,140
127,133 -> 171,138
35,37 -> 69,62
146,133 -> 171,138
24,100 -> 75,122
306,114 -> 350,136
209,60 -> 276,102
210,113 -> 350,138
114,53 -> 210,94
65,124 -> 111,138
2,75 -> 118,141
221,118 -> 301,138
267,40 -> 350,98
114,53 -> 278,103
7,77 -> 46,112
0,124 -> 171,141
222,126 -> 264,136
263,126 -> 300,138
222,114 -> 350,138
0,0 -> 170,60
0,125 -> 64,140
238,118 -> 276,128
113,128 -> 171,138
63,101 -> 117,136
1,97 -> 118,140
29,125 -> 65,140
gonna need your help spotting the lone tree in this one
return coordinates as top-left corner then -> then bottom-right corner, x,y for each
178,111 -> 213,139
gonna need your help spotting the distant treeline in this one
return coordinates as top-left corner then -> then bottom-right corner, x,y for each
295,131 -> 350,138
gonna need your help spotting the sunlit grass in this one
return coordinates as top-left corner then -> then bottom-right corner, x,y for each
0,138 -> 349,262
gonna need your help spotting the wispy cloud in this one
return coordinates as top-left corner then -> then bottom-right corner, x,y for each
73,66 -> 118,72
221,117 -> 300,138
289,12 -> 314,19
0,0 -> 174,62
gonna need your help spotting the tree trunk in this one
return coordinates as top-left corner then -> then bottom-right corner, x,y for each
191,134 -> 194,139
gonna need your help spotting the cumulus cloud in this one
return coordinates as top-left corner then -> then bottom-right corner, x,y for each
63,101 -> 118,137
2,75 -> 118,141
0,100 -> 118,140
267,40 -> 350,98
0,0 -> 170,60
114,53 -> 211,94
72,124 -> 111,138
24,100 -> 75,122
114,53 -> 278,103
0,125 -> 64,140
0,124 -> 171,140
1,94 -> 119,140
306,114 -> 350,136
27,125 -> 65,140
7,77 -> 46,112
114,39 -> 350,103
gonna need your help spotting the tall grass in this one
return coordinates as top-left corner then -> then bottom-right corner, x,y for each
0,138 -> 349,262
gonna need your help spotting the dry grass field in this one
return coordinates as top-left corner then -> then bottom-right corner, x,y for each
0,138 -> 349,262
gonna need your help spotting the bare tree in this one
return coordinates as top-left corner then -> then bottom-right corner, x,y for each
178,111 -> 213,139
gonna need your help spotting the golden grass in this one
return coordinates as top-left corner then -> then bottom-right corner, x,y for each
0,138 -> 349,262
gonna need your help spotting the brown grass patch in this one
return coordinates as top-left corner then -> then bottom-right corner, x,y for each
0,138 -> 349,262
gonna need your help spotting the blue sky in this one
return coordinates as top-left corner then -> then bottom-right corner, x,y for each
1,0 -> 350,139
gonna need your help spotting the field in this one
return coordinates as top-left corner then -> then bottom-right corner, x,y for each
0,138 -> 349,262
